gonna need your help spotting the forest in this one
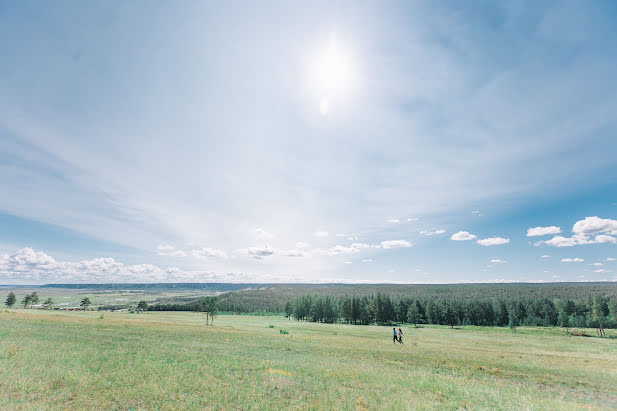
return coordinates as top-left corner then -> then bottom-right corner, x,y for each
285,293 -> 617,334
141,283 -> 617,333
215,282 -> 617,313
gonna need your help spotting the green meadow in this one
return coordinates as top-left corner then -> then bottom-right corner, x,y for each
1,309 -> 616,410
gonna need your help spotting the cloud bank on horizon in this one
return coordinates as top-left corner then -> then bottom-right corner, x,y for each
0,1 -> 616,284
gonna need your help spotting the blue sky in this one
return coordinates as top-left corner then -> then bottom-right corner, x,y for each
1,1 -> 616,284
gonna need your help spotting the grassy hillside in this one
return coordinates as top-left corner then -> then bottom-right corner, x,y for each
1,310 -> 616,409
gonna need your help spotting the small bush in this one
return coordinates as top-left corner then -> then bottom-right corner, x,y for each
268,325 -> 274,328
279,329 -> 289,335
7,344 -> 21,358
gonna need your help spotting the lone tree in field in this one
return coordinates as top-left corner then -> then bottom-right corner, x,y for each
80,297 -> 92,311
22,294 -> 32,309
42,297 -> 54,310
137,301 -> 148,311
284,301 -> 293,320
201,296 -> 219,325
5,292 -> 16,308
29,292 -> 39,308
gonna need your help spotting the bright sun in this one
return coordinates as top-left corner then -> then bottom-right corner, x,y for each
309,37 -> 355,116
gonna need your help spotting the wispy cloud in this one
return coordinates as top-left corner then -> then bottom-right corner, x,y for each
255,228 -> 274,240
420,229 -> 446,236
192,248 -> 228,260
380,240 -> 412,249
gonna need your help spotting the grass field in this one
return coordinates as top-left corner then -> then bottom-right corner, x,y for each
1,310 -> 616,409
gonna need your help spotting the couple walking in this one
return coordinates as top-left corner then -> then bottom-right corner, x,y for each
392,327 -> 403,344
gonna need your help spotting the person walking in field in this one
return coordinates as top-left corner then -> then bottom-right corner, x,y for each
398,328 -> 403,344
393,327 -> 398,343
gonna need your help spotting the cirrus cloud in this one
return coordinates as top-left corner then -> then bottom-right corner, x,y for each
561,258 -> 584,263
420,229 -> 446,236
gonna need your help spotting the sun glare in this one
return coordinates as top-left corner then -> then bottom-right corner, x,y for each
309,36 -> 355,116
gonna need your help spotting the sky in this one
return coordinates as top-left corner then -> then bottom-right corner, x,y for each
1,0 -> 617,284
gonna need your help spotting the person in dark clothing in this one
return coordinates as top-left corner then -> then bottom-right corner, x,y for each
393,327 -> 398,343
398,328 -> 403,344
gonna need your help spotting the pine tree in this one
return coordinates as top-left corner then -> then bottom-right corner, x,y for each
407,303 -> 421,326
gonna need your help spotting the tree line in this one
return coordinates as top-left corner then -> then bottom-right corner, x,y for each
285,293 -> 617,334
217,283 -> 617,314
146,296 -> 219,325
5,292 -> 93,310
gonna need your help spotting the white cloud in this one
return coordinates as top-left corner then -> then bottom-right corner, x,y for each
607,257 -> 616,261
591,262 -> 603,266
280,249 -> 309,258
255,228 -> 274,240
380,240 -> 412,249
541,255 -> 551,258
561,258 -> 584,263
552,275 -> 560,279
344,261 -> 352,265
491,259 -> 507,264
527,226 -> 562,237
362,259 -> 372,263
312,243 -> 374,256
295,242 -> 310,249
477,237 -> 510,246
247,245 -> 276,259
533,217 -> 617,248
572,216 -> 617,235
0,248 -> 298,284
335,233 -> 346,237
314,230 -> 329,237
594,269 -> 608,273
471,210 -> 483,216
157,244 -> 186,257
539,234 -> 616,247
407,218 -> 419,222
420,229 -> 446,236
594,235 -> 617,244
450,231 -> 477,241
0,248 -> 178,283
191,247 -> 228,259
387,218 -> 400,223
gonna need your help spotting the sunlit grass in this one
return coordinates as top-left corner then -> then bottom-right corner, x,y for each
1,310 -> 616,409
